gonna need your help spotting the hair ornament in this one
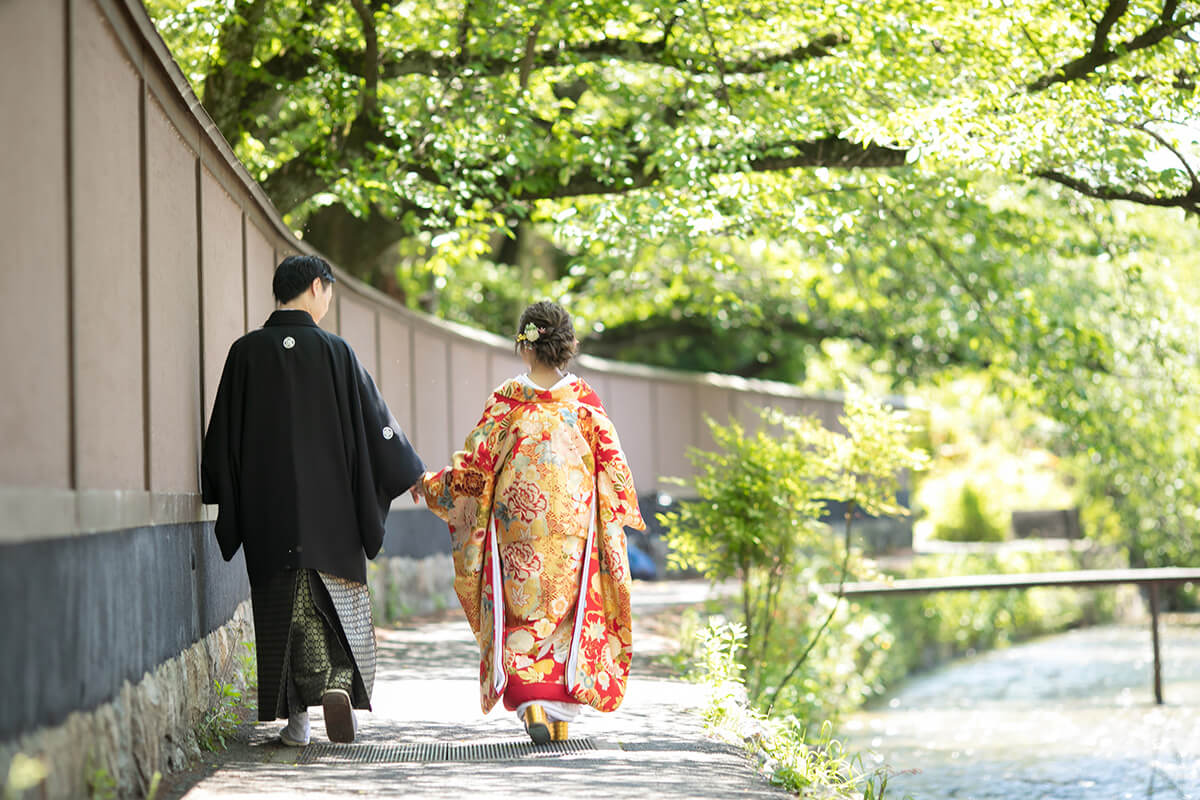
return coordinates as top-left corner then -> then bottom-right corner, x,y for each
516,322 -> 545,343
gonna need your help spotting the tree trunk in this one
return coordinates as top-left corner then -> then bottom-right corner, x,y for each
300,205 -> 412,291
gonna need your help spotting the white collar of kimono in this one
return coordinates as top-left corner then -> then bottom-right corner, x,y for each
517,372 -> 577,392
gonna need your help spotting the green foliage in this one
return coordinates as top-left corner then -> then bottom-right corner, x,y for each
146,772 -> 162,800
661,394 -> 927,704
238,640 -> 257,690
194,640 -> 257,752
675,549 -> 1119,728
689,620 -> 903,800
143,1 -> 1200,594
84,756 -> 116,800
144,0 -> 1200,260
3,754 -> 47,800
859,550 -> 1120,691
142,0 -> 1200,381
931,484 -> 1007,542
690,618 -> 749,731
661,411 -> 829,582
194,680 -> 245,752
911,375 -> 1076,545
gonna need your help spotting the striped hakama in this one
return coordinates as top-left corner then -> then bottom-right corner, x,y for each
249,568 -> 377,721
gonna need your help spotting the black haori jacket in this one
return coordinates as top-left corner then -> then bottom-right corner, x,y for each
201,309 -> 424,585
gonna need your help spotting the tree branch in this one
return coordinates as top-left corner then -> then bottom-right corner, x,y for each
201,0 -> 272,133
1036,169 -> 1200,214
262,106 -> 415,213
765,497 -> 857,713
1091,0 -> 1131,56
348,0 -> 380,117
696,0 -> 732,111
1127,119 -> 1200,191
519,0 -> 556,90
456,0 -> 476,65
261,147 -> 336,215
249,29 -> 845,89
744,136 -> 909,171
512,135 -> 906,201
580,308 -> 984,373
1027,2 -> 1200,91
300,202 -> 427,278
878,201 -> 1006,341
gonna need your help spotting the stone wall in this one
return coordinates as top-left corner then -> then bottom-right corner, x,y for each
0,603 -> 253,800
368,555 -> 459,622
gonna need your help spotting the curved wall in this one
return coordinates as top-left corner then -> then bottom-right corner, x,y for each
0,0 -> 841,743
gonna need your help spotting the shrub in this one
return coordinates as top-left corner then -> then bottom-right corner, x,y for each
932,483 -> 1007,541
661,393 -> 928,708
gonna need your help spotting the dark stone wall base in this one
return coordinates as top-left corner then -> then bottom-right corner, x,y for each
0,602 -> 254,799
0,522 -> 247,742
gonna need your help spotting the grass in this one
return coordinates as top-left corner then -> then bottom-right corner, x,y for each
687,619 -> 909,799
195,640 -> 257,753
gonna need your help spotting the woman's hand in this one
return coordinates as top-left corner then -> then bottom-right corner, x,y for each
409,473 -> 428,503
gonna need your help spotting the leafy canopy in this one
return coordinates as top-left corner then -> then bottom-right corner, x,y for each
145,0 -> 1200,573
145,0 -> 1200,278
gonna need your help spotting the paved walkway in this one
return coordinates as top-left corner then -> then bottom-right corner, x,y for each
162,581 -> 788,799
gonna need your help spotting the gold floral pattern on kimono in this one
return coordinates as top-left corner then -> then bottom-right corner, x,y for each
420,377 -> 644,713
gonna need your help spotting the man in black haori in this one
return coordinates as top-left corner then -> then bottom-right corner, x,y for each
202,254 -> 424,745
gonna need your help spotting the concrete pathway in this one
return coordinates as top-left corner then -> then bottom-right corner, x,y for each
841,620 -> 1200,800
161,581 -> 789,799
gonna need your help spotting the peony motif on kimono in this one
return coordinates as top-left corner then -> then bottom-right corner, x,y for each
504,480 -> 549,522
420,376 -> 644,714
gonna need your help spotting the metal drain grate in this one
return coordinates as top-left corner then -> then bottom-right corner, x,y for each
297,738 -> 599,764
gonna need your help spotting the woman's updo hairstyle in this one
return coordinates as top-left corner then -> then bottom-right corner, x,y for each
515,301 -> 578,368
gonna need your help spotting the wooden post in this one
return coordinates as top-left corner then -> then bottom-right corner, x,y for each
1149,582 -> 1163,705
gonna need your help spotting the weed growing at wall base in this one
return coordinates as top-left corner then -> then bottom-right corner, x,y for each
194,680 -> 245,752
195,641 -> 257,752
84,752 -> 117,800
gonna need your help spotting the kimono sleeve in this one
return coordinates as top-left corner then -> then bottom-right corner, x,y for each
348,350 -> 425,559
419,391 -> 516,534
588,409 -> 645,532
200,344 -> 244,562
419,391 -> 516,649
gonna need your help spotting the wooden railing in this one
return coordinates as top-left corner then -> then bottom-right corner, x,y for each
831,567 -> 1200,704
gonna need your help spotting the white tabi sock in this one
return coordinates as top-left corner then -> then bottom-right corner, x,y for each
280,710 -> 311,746
514,700 -> 584,723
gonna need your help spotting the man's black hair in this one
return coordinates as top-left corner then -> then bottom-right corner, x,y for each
272,254 -> 336,304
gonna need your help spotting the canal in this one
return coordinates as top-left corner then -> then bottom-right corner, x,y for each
841,620 -> 1200,799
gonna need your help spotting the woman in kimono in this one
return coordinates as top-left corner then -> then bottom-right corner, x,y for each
416,301 -> 644,743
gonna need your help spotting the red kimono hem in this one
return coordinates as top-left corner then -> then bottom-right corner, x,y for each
502,680 -> 577,711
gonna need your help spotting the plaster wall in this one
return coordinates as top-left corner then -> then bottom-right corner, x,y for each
145,95 -> 201,493
0,0 -> 71,488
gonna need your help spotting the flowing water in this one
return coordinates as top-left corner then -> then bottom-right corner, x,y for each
841,620 -> 1200,799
